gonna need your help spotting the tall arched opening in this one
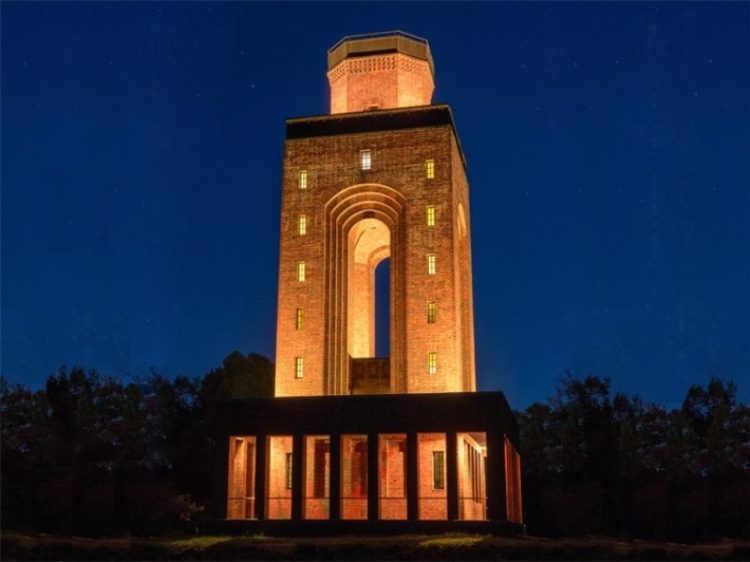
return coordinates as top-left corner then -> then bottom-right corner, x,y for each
347,218 -> 391,393
323,184 -> 407,395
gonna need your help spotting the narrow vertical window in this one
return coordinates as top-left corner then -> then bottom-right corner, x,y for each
425,159 -> 435,179
285,452 -> 293,489
360,149 -> 372,170
426,206 -> 436,226
295,356 -> 304,379
427,301 -> 437,324
298,170 -> 308,189
295,308 -> 304,330
298,214 -> 307,235
428,351 -> 437,374
427,254 -> 436,275
432,450 -> 445,489
297,261 -> 306,282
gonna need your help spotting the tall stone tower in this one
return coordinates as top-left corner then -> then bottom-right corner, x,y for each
275,31 -> 476,397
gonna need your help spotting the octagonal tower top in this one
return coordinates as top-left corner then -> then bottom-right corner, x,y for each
327,31 -> 435,114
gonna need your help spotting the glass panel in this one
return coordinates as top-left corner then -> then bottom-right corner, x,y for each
360,150 -> 372,170
227,436 -> 256,519
457,432 -> 487,520
341,434 -> 368,519
266,436 -> 293,519
303,435 -> 330,519
426,159 -> 435,179
427,254 -> 436,275
417,433 -> 447,520
427,301 -> 436,324
378,433 -> 407,520
428,352 -> 437,374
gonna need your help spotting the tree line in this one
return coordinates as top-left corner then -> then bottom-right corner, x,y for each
519,374 -> 749,540
1,354 -> 748,540
1,352 -> 273,536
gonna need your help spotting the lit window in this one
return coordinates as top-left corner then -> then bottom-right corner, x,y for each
299,170 -> 308,189
295,356 -> 304,379
427,254 -> 436,275
297,261 -> 306,282
428,351 -> 437,374
426,159 -> 435,179
360,149 -> 372,170
426,206 -> 436,226
427,301 -> 437,324
432,450 -> 445,489
295,308 -> 304,330
285,452 -> 293,489
298,214 -> 307,235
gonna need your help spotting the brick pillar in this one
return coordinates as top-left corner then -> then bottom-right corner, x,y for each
291,434 -> 304,520
485,431 -> 506,521
447,431 -> 458,520
406,432 -> 418,520
254,435 -> 267,520
368,432 -> 379,520
329,433 -> 341,520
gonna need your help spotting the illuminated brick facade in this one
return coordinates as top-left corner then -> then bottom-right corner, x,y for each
218,392 -> 521,530
217,32 -> 521,532
327,33 -> 434,114
275,31 -> 475,397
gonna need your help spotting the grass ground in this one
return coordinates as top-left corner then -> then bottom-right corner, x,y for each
2,530 -> 748,561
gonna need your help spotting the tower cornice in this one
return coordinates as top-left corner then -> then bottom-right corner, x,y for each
285,104 -> 467,168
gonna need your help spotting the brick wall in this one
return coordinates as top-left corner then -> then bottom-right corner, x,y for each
266,436 -> 293,519
378,434 -> 407,519
275,118 -> 476,397
327,53 -> 433,114
417,433 -> 447,520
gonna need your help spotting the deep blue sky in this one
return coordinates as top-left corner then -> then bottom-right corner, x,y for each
2,2 -> 749,409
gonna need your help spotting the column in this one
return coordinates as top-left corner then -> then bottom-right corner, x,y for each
447,431 -> 458,520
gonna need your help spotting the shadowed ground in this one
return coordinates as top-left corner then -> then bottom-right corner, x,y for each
2,531 -> 749,561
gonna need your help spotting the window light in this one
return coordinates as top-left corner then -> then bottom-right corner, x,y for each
427,254 -> 436,275
428,351 -> 437,374
360,149 -> 372,170
426,159 -> 435,179
426,206 -> 435,226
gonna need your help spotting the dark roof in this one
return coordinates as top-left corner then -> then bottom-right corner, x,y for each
217,391 -> 519,447
327,31 -> 434,77
286,104 -> 467,167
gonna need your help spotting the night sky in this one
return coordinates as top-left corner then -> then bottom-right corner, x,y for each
3,2 -> 749,409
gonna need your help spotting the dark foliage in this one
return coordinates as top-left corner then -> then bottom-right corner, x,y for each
0,352 -> 273,536
1,358 -> 747,539
519,373 -> 750,540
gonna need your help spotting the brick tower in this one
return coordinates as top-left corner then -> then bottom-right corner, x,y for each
219,32 -> 522,530
275,31 -> 476,397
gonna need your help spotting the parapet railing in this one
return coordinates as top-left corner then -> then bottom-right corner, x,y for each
327,30 -> 428,54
